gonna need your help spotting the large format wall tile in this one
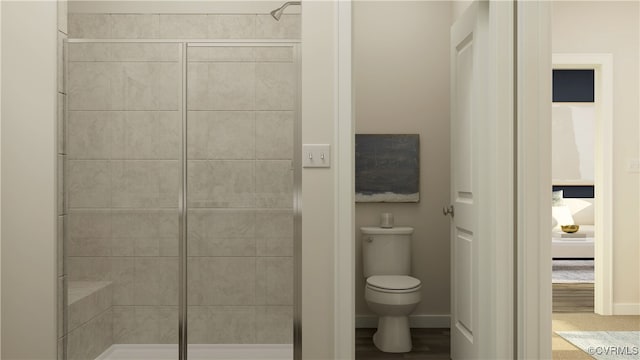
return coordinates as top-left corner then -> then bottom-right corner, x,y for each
207,15 -> 256,39
255,210 -> 293,257
122,63 -> 181,110
111,210 -> 178,257
68,62 -> 180,110
255,63 -> 295,110
67,210 -> 112,257
68,43 -> 110,62
69,111 -> 180,160
159,15 -> 208,39
67,17 -> 298,346
113,306 -> 178,344
113,43 -> 180,62
188,62 -> 255,110
188,257 -> 256,305
111,15 -> 160,39
66,308 -> 112,360
68,62 -> 121,110
188,306 -> 255,344
255,306 -> 293,343
111,160 -> 179,208
112,111 -> 180,160
67,111 -> 116,160
67,160 -> 111,208
188,209 -> 256,256
68,257 -> 135,305
256,14 -> 301,39
255,160 -> 293,208
255,47 -> 295,62
69,43 -> 180,62
255,257 -> 293,305
188,160 -> 255,208
69,13 -> 301,40
69,14 -> 112,38
255,111 -> 293,160
187,111 -> 254,160
188,46 -> 255,62
134,257 -> 179,305
67,281 -> 112,333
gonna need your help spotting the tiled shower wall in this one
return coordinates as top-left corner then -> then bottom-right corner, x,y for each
66,13 -> 299,346
68,13 -> 300,40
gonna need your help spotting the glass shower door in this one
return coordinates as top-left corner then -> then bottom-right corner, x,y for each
65,41 -> 182,359
185,43 -> 298,357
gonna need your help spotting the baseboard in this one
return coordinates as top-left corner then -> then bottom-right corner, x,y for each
356,314 -> 451,328
613,303 -> 640,315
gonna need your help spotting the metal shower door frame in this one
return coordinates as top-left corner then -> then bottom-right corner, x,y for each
181,40 -> 302,360
65,38 -> 303,360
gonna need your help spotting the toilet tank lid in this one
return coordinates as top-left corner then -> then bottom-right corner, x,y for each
360,226 -> 413,235
367,275 -> 421,290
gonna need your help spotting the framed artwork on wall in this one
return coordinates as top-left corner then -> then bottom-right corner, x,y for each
355,134 -> 420,202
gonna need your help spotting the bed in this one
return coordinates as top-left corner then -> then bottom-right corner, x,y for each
552,196 -> 595,259
552,224 -> 594,259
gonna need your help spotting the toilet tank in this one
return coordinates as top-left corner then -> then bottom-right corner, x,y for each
361,227 -> 414,278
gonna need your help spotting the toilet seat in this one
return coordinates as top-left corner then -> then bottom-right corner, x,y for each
366,275 -> 421,293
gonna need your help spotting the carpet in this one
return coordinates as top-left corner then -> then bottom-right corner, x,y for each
553,260 -> 594,283
556,331 -> 640,360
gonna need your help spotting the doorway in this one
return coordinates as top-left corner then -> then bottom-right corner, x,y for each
551,54 -> 614,316
550,54 -> 617,358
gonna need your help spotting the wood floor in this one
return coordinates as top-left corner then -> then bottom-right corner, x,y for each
355,284 -> 629,360
355,328 -> 450,359
553,283 -> 594,313
552,282 -> 640,359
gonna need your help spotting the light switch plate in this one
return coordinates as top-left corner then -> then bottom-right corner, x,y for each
303,144 -> 331,168
628,158 -> 640,173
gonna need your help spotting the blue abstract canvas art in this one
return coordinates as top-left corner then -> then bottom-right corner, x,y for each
355,134 -> 420,202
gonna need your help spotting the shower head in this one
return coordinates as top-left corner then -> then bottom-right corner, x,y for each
270,1 -> 301,21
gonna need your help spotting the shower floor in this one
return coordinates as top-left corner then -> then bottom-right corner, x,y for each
96,344 -> 293,360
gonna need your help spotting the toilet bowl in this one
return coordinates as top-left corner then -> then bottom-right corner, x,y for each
361,226 -> 421,353
365,275 -> 421,353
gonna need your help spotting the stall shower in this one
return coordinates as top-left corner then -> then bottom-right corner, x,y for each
58,9 -> 301,360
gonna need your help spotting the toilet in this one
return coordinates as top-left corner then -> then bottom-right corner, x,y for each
362,226 -> 421,353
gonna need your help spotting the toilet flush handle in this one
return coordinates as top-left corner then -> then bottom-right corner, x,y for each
366,236 -> 373,243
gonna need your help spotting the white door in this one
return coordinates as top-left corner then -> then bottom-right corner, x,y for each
449,2 -> 489,359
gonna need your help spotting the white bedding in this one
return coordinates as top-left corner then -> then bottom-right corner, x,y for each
552,225 -> 594,259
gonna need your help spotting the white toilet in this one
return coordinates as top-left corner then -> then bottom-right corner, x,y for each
362,226 -> 421,353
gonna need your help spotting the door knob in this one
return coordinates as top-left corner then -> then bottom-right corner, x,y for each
443,205 -> 454,217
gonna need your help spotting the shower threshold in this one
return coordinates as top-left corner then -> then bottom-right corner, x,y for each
95,344 -> 293,360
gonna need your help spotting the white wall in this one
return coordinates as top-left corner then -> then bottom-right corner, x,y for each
552,104 -> 596,184
1,1 -> 58,358
353,1 -> 451,322
300,1 -> 337,356
451,0 -> 472,23
552,1 -> 640,313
